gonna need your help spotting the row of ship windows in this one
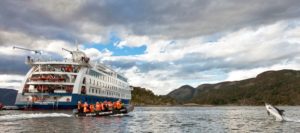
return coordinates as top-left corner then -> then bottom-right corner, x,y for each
89,72 -> 127,87
90,82 -> 130,94
88,87 -> 130,99
89,78 -> 128,92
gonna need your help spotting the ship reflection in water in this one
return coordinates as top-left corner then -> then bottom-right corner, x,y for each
1,106 -> 300,132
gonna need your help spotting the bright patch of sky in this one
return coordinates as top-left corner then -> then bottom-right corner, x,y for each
84,33 -> 146,56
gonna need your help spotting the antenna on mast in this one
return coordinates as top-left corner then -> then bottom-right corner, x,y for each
13,46 -> 42,55
62,48 -> 73,55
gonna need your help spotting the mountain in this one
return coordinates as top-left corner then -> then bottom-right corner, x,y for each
0,88 -> 18,106
168,69 -> 300,105
131,86 -> 176,106
2,69 -> 300,106
167,85 -> 196,103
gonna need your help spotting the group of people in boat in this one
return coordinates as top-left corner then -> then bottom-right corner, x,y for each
77,100 -> 124,113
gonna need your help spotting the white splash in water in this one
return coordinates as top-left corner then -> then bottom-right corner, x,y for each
0,113 -> 72,121
283,116 -> 300,122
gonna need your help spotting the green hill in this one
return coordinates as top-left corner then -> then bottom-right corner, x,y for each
0,88 -> 17,106
131,86 -> 176,106
167,85 -> 196,103
193,69 -> 300,105
168,69 -> 300,105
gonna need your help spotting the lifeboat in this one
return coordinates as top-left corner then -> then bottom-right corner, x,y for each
74,105 -> 134,117
63,65 -> 73,72
31,76 -> 45,81
40,76 -> 47,81
46,75 -> 53,81
58,77 -> 65,82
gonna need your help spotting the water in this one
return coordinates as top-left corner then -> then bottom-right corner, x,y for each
1,106 -> 300,133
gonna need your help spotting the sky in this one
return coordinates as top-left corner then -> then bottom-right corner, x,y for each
1,0 -> 300,95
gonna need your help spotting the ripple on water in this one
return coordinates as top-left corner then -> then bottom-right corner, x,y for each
0,107 -> 300,132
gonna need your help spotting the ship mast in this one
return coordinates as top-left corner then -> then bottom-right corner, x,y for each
62,48 -> 73,55
13,46 -> 42,55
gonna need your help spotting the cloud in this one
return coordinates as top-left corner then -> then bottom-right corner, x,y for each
0,74 -> 24,90
78,0 -> 300,39
0,54 -> 30,75
1,0 -> 299,45
103,21 -> 300,94
1,0 -> 300,94
115,35 -> 150,48
226,62 -> 300,81
83,48 -> 113,61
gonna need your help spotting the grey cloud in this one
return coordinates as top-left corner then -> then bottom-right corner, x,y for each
1,0 -> 299,44
105,48 -> 300,81
0,1 -> 89,46
104,59 -> 171,73
0,54 -> 29,74
79,0 -> 300,38
6,80 -> 22,83
0,1 -> 77,42
0,51 -> 63,75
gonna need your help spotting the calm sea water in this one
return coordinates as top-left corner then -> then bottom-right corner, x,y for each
0,106 -> 300,133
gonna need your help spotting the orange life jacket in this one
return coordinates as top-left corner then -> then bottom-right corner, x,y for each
116,101 -> 122,109
95,103 -> 101,111
108,102 -> 113,110
100,103 -> 105,111
89,104 -> 95,112
83,103 -> 89,113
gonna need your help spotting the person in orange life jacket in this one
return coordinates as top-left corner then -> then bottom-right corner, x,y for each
83,102 -> 89,113
116,100 -> 122,110
100,102 -> 105,111
95,102 -> 101,112
89,104 -> 95,112
108,101 -> 113,111
103,101 -> 108,111
77,101 -> 83,113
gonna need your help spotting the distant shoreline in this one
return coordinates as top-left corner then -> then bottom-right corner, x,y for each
133,104 -> 300,107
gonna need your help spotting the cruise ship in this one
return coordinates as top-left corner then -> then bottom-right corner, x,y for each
14,47 -> 132,109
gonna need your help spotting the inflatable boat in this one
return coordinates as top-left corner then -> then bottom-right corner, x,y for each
74,105 -> 134,117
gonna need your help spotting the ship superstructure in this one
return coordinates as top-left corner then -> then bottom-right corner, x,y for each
14,47 -> 132,109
